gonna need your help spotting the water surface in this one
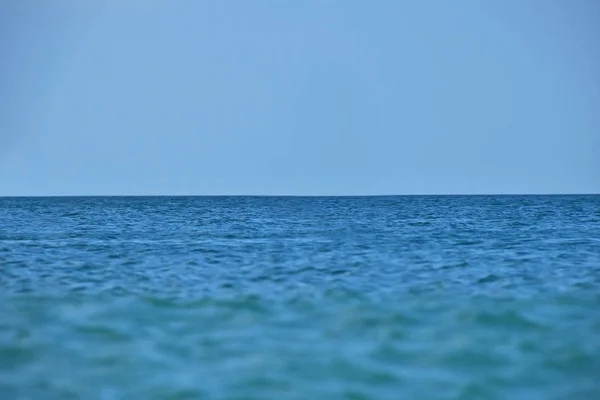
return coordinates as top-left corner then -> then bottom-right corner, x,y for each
1,195 -> 599,399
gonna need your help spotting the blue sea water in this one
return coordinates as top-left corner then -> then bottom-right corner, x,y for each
1,195 -> 599,400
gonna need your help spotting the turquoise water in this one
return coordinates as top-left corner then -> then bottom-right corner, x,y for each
1,195 -> 599,399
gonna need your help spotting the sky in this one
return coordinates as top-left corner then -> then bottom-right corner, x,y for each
1,0 -> 598,196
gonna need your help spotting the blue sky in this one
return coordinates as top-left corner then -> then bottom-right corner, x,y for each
1,1 -> 598,195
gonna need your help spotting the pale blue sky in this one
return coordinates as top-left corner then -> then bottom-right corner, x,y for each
1,1 -> 598,196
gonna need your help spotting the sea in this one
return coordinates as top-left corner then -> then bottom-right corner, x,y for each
1,195 -> 599,400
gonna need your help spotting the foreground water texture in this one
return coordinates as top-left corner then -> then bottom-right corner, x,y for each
1,196 -> 599,399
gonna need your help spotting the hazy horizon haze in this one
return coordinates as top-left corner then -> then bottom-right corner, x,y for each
1,1 -> 599,196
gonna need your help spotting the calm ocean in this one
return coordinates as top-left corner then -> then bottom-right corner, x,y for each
1,195 -> 599,399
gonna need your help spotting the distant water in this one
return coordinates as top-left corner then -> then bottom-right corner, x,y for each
1,195 -> 599,400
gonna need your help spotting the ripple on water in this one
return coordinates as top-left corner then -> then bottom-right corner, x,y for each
0,195 -> 599,399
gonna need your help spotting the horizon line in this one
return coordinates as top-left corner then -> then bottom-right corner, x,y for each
1,193 -> 598,198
